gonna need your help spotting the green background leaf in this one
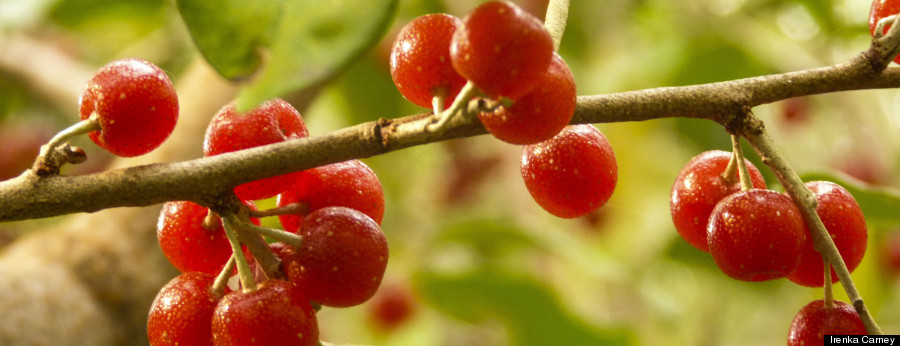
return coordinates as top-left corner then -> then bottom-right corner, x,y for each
416,268 -> 633,346
235,0 -> 398,111
176,0 -> 282,80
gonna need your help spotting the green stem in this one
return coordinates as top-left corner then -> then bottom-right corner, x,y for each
211,255 -> 236,297
248,202 -> 309,218
222,215 -> 256,292
426,82 -> 480,133
544,0 -> 570,51
37,113 -> 100,164
234,220 -> 303,249
730,134 -> 753,191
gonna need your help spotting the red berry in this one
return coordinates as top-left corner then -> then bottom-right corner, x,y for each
788,181 -> 868,287
881,231 -> 900,277
788,300 -> 867,345
478,53 -> 576,145
80,59 -> 178,157
0,119 -> 54,180
670,150 -> 767,252
870,0 -> 900,64
156,200 -> 258,275
147,272 -> 220,346
390,13 -> 466,109
520,125 -> 617,218
284,206 -> 389,307
450,1 -> 554,99
707,189 -> 806,281
203,98 -> 309,200
367,283 -> 416,332
277,159 -> 385,233
211,279 -> 318,346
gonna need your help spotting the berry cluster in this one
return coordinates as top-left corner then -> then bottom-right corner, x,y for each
390,1 -> 616,219
149,98 -> 388,345
670,149 -> 870,339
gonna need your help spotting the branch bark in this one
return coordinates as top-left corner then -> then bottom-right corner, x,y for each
2,51 -> 900,222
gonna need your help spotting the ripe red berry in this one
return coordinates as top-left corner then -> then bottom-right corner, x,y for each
80,59 -> 178,157
670,150 -> 767,252
788,300 -> 867,345
277,159 -> 385,233
211,279 -> 318,346
707,189 -> 806,281
520,125 -> 617,218
156,200 -> 258,275
788,181 -> 868,287
450,1 -> 554,99
367,283 -> 417,332
203,98 -> 309,200
390,13 -> 466,109
283,206 -> 389,307
147,272 -> 220,346
478,53 -> 576,145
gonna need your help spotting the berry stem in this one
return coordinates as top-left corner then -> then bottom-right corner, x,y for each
234,220 -> 303,249
33,113 -> 100,175
211,254 -> 236,297
221,214 -> 257,293
872,12 -> 900,68
544,0 -> 570,51
248,202 -> 310,218
720,150 -> 738,186
741,112 -> 883,335
426,81 -> 480,133
432,94 -> 446,118
730,134 -> 753,191
202,209 -> 221,230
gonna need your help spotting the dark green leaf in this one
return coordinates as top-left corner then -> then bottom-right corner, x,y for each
176,0 -> 282,80
235,0 -> 398,111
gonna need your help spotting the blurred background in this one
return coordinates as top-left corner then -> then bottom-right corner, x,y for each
1,0 -> 900,345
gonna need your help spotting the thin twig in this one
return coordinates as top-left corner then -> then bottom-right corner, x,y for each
741,116 -> 883,335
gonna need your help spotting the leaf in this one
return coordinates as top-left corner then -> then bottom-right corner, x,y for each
235,0 -> 398,111
800,171 -> 900,226
416,269 -> 633,346
176,0 -> 282,80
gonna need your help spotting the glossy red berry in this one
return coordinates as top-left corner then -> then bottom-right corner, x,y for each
390,13 -> 466,109
286,206 -> 389,307
707,189 -> 806,281
520,125 -> 617,218
788,300 -> 867,345
211,279 -> 318,346
450,1 -> 554,99
478,53 -> 576,145
203,98 -> 309,200
147,272 -> 220,346
277,159 -> 385,233
80,59 -> 178,157
157,200 -> 258,275
670,150 -> 767,252
788,181 -> 868,287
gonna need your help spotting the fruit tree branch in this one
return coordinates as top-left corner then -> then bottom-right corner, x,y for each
2,49 -> 900,222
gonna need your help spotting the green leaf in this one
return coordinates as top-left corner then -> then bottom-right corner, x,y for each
416,269 -> 633,346
800,172 -> 900,226
235,0 -> 398,111
176,0 -> 282,80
